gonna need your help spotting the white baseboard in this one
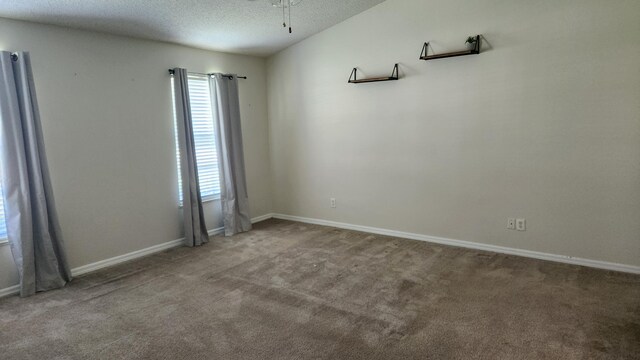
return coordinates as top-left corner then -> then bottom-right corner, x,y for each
251,213 -> 275,223
208,227 -> 225,237
0,284 -> 19,298
0,213 -> 273,298
3,211 -> 636,298
71,238 -> 186,277
272,213 -> 640,275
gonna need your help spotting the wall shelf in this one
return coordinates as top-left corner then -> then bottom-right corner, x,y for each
348,64 -> 399,84
420,35 -> 481,61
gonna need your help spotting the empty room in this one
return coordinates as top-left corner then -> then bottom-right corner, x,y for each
0,0 -> 638,359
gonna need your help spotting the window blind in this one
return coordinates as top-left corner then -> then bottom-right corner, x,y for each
172,74 -> 221,202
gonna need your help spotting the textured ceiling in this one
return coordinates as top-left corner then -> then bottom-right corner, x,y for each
0,0 -> 386,56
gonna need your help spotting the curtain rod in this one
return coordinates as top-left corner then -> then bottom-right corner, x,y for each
167,69 -> 247,79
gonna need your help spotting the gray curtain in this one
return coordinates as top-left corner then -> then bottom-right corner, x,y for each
211,74 -> 251,236
172,68 -> 209,247
0,51 -> 71,297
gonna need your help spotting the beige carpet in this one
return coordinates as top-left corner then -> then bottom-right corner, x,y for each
0,219 -> 638,359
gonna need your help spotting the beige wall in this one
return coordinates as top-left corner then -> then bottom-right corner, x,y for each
0,18 -> 272,289
267,0 -> 640,266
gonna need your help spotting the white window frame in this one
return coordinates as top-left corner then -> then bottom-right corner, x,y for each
171,73 -> 222,206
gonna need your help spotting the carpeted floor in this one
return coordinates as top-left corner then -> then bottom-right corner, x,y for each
0,219 -> 638,359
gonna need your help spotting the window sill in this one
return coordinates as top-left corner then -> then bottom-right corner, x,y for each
178,195 -> 221,208
0,239 -> 8,247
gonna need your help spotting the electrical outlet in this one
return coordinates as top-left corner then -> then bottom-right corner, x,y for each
330,198 -> 336,208
507,218 -> 516,230
516,218 -> 526,231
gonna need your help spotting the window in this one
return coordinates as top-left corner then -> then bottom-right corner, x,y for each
172,74 -> 221,202
0,182 -> 6,240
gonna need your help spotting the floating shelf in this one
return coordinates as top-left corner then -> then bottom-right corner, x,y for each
420,35 -> 481,61
348,64 -> 399,84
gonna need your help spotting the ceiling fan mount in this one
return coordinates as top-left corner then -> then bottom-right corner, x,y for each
270,0 -> 303,8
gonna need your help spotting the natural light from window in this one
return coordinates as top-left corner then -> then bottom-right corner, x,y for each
171,74 -> 221,203
0,182 -> 7,240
